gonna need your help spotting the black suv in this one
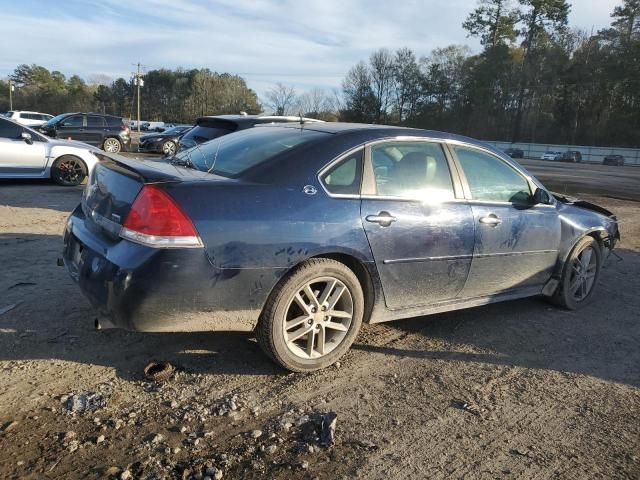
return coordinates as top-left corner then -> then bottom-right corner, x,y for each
177,115 -> 322,152
39,113 -> 131,153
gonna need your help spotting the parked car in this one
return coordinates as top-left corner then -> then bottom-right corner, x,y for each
559,151 -> 582,163
177,115 -> 323,151
62,123 -> 619,371
4,110 -> 54,127
504,147 -> 524,158
603,154 -> 625,166
541,151 -> 562,160
0,116 -> 100,185
138,125 -> 192,155
140,121 -> 165,132
39,113 -> 131,153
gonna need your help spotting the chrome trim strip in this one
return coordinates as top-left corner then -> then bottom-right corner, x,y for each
383,249 -> 558,265
384,254 -> 473,264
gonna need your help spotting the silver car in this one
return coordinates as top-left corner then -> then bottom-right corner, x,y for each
0,116 -> 100,186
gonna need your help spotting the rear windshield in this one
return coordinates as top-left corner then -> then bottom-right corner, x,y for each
181,123 -> 235,146
173,127 -> 328,178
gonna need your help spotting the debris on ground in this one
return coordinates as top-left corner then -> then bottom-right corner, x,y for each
64,392 -> 107,413
451,399 -> 482,416
143,361 -> 175,381
1,420 -> 19,433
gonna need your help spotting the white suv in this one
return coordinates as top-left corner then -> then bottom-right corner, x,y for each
4,111 -> 54,127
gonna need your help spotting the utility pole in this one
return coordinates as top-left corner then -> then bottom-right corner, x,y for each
8,80 -> 14,110
132,63 -> 144,133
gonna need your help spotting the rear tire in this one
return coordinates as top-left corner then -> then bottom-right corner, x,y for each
256,259 -> 364,372
51,155 -> 87,186
551,236 -> 602,310
103,137 -> 122,153
162,140 -> 176,156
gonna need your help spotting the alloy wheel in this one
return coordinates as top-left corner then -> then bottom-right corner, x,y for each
569,246 -> 598,302
55,158 -> 84,184
283,277 -> 353,360
162,141 -> 176,155
103,138 -> 121,153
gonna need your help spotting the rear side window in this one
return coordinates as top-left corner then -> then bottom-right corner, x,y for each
105,116 -> 123,127
321,149 -> 363,196
454,146 -> 531,203
87,116 -> 107,127
0,118 -> 22,138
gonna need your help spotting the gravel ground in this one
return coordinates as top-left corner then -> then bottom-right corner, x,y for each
0,179 -> 638,480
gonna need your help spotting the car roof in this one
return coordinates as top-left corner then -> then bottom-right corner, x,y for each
254,121 -> 492,144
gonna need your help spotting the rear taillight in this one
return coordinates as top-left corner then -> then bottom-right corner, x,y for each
120,185 -> 202,248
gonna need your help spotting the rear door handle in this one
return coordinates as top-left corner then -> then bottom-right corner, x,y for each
479,214 -> 501,227
365,211 -> 397,227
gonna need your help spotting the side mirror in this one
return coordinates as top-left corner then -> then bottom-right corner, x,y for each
532,188 -> 551,205
21,132 -> 33,145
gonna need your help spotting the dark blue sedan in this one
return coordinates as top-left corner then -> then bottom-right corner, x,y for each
62,123 -> 619,371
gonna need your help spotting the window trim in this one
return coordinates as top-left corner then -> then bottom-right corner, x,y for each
361,137 -> 464,202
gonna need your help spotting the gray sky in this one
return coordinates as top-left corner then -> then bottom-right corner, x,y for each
1,0 -> 622,95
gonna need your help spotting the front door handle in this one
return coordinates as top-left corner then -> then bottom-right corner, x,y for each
479,214 -> 501,227
366,211 -> 397,227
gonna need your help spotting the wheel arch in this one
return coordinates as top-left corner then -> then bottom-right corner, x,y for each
258,251 -> 379,325
309,252 -> 377,324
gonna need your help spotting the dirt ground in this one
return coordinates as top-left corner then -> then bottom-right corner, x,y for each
0,179 -> 638,480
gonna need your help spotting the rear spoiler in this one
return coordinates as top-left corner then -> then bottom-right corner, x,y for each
93,152 -> 208,183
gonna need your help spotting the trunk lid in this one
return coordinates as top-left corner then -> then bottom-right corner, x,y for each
81,154 -> 230,240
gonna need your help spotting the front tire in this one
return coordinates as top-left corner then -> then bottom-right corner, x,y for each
551,236 -> 602,310
103,137 -> 122,153
51,155 -> 87,186
256,259 -> 364,372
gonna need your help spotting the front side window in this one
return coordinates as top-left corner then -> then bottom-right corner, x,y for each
321,149 -> 363,195
370,141 -> 455,201
454,146 -> 531,203
61,115 -> 83,127
0,118 -> 22,139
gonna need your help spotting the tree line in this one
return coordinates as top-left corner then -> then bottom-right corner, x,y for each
340,0 -> 640,147
0,66 -> 262,122
1,0 -> 638,146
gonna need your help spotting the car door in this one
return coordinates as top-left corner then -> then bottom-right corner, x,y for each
0,119 -> 47,175
86,115 -> 107,145
359,140 -> 475,309
56,114 -> 85,141
450,144 -> 561,298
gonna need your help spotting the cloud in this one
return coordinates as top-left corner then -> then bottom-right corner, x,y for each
0,0 -> 621,96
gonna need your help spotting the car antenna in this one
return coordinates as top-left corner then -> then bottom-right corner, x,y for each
299,111 -> 304,126
240,111 -> 248,116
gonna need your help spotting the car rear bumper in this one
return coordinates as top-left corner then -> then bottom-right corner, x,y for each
62,205 -> 273,332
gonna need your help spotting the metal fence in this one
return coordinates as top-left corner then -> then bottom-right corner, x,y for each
484,141 -> 640,166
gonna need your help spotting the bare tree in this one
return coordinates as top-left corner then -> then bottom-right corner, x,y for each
369,49 -> 396,122
265,83 -> 297,115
